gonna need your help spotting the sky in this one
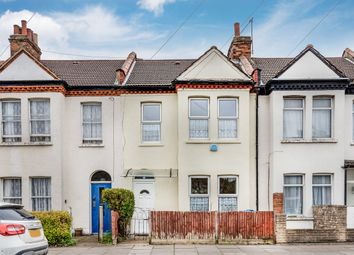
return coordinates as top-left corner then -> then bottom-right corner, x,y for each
0,0 -> 353,60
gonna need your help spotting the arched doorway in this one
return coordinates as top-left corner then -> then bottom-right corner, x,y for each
91,171 -> 112,234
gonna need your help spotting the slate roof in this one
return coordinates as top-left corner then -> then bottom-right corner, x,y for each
41,60 -> 125,86
124,59 -> 195,86
252,57 -> 354,84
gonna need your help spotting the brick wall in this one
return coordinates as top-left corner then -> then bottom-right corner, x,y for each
273,193 -> 350,243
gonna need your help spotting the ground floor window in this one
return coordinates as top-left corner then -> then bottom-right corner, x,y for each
2,178 -> 21,204
31,177 -> 51,211
284,175 -> 303,215
218,176 -> 238,211
189,176 -> 209,211
347,169 -> 354,206
313,174 -> 332,205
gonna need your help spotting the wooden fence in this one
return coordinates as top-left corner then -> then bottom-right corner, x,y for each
150,211 -> 274,243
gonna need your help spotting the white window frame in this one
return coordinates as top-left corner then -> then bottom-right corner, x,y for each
312,174 -> 332,206
283,174 -> 304,216
283,98 -> 304,139
141,102 -> 161,143
1,99 -> 22,143
31,177 -> 52,211
82,102 -> 103,144
218,98 -> 238,139
189,176 -> 210,211
188,98 -> 209,139
29,98 -> 51,142
218,175 -> 238,212
312,97 -> 333,139
2,178 -> 22,204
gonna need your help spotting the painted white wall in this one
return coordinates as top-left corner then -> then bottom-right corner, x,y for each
258,90 -> 347,217
177,88 -> 256,211
278,51 -> 340,80
0,92 -> 64,212
121,94 -> 179,211
0,53 -> 55,80
286,218 -> 314,229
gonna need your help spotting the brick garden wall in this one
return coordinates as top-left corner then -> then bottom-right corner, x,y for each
273,193 -> 350,243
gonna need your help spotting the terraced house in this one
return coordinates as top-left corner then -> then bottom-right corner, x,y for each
0,20 -> 354,235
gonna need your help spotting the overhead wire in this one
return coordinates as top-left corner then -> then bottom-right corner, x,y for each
287,0 -> 341,56
150,0 -> 207,59
41,49 -> 125,59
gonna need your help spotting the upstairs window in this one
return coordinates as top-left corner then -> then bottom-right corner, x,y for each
189,98 -> 209,139
218,98 -> 238,139
283,98 -> 304,139
30,99 -> 50,142
141,103 -> 161,142
1,100 -> 21,142
312,98 -> 332,138
82,103 -> 102,144
2,178 -> 22,204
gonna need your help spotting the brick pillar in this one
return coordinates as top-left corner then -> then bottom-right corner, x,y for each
273,193 -> 286,243
111,211 -> 119,245
273,193 -> 284,214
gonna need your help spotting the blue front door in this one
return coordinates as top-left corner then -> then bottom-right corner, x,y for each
91,183 -> 112,234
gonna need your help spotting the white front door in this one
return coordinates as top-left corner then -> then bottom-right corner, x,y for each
131,179 -> 154,235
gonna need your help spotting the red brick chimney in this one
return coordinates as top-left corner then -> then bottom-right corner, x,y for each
9,20 -> 41,60
228,22 -> 252,60
116,51 -> 137,85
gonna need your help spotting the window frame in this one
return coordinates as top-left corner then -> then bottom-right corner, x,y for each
312,97 -> 333,139
283,97 -> 304,139
189,175 -> 210,211
81,102 -> 103,144
347,169 -> 354,207
312,174 -> 332,206
188,98 -> 210,139
31,177 -> 52,211
29,98 -> 51,142
283,174 -> 304,216
217,175 -> 238,212
2,177 -> 22,204
1,99 -> 22,143
217,98 -> 238,139
141,102 -> 162,143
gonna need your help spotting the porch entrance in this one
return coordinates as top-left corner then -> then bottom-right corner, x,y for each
131,177 -> 155,235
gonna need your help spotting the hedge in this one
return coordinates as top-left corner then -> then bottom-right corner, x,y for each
32,211 -> 75,246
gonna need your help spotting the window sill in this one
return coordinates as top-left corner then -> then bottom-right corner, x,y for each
186,140 -> 241,144
0,142 -> 53,146
281,139 -> 337,144
351,143 -> 354,146
286,215 -> 313,221
139,143 -> 164,147
79,144 -> 105,148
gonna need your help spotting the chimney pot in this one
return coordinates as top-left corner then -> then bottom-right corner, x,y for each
27,28 -> 33,42
33,33 -> 38,45
21,20 -> 27,35
13,25 -> 20,34
234,22 -> 240,37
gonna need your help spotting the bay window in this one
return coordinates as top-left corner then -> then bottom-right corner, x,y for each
1,100 -> 21,142
312,174 -> 332,205
31,177 -> 51,211
218,98 -> 238,138
141,103 -> 161,142
189,98 -> 209,139
82,102 -> 102,144
312,98 -> 332,138
284,175 -> 303,215
190,176 -> 209,211
218,176 -> 238,212
2,178 -> 21,204
30,99 -> 50,142
347,169 -> 354,207
283,98 -> 304,139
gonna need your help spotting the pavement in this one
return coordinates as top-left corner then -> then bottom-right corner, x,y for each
49,243 -> 354,255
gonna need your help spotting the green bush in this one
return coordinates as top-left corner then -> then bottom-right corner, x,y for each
32,211 -> 75,246
102,188 -> 135,236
